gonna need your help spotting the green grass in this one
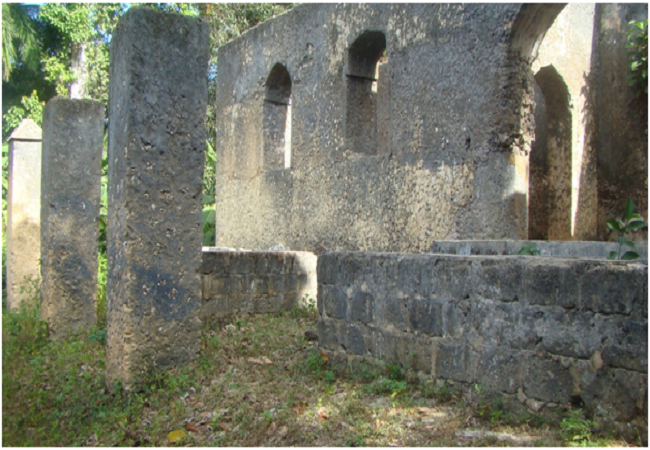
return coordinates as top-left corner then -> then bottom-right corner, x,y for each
2,298 -> 635,447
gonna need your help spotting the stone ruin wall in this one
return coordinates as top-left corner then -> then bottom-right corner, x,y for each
4,5 -> 646,432
214,3 -> 648,253
200,249 -> 317,325
214,3 -> 536,253
317,251 -> 648,434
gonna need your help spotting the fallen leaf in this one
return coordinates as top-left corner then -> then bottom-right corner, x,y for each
201,340 -> 208,349
320,350 -> 329,362
267,421 -> 277,436
317,407 -> 329,422
168,430 -> 186,443
184,423 -> 200,433
373,419 -> 385,433
218,423 -> 228,431
292,402 -> 308,414
261,356 -> 273,365
248,358 -> 263,365
278,426 -> 288,437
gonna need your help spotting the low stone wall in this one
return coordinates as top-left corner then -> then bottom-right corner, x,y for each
200,248 -> 317,324
430,239 -> 648,261
317,251 -> 647,430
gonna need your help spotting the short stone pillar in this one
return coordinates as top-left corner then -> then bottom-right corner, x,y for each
6,119 -> 42,309
40,98 -> 104,334
106,7 -> 209,388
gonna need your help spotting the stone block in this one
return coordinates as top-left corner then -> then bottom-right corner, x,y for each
581,264 -> 646,315
600,316 -> 647,371
285,274 -> 298,293
420,258 -> 472,300
317,253 -> 338,285
521,260 -> 578,308
443,298 -> 473,339
231,256 -> 256,274
338,255 -> 363,286
538,311 -> 603,359
253,276 -> 270,295
473,259 -> 523,302
346,324 -> 366,355
436,342 -> 472,383
40,98 -> 103,335
6,119 -> 42,310
476,345 -> 522,394
523,355 -> 572,403
408,298 -> 443,336
226,276 -> 242,295
397,256 -> 422,297
349,291 -> 373,324
379,297 -> 409,332
200,251 -> 230,275
581,367 -> 647,423
322,284 -> 348,319
258,253 -> 286,274
105,7 -> 209,389
317,284 -> 324,315
317,317 -> 338,350
270,275 -> 285,294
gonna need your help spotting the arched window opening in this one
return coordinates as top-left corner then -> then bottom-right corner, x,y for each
529,65 -> 572,240
263,63 -> 292,170
346,31 -> 387,155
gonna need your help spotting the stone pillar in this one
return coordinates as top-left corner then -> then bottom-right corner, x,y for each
40,98 -> 103,335
6,119 -> 42,310
106,7 -> 209,388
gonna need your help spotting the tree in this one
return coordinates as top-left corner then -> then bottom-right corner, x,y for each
38,3 -> 125,101
2,3 -> 40,81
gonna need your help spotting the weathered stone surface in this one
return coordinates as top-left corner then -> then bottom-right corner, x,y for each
106,7 -> 209,388
318,251 -> 647,427
6,119 -> 42,310
199,250 -> 317,324
40,98 -> 103,335
213,4 -> 563,252
523,355 -> 573,404
476,346 -> 522,394
581,367 -> 647,423
431,239 -> 648,262
521,260 -> 578,308
581,263 -> 646,315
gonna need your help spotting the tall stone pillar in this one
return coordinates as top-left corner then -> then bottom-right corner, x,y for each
40,98 -> 104,335
6,119 -> 42,309
106,7 -> 209,388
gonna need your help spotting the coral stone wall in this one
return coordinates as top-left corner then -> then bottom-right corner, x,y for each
317,251 -> 648,429
214,3 -> 546,252
200,249 -> 317,324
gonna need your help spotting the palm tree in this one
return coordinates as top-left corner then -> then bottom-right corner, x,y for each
2,3 -> 40,81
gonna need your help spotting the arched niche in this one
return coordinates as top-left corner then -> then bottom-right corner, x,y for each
263,63 -> 292,170
345,30 -> 388,155
529,65 -> 573,240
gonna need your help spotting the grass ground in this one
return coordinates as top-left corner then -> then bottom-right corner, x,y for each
2,300 -> 640,447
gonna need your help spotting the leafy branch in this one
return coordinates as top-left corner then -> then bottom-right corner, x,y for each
626,19 -> 648,96
606,199 -> 646,260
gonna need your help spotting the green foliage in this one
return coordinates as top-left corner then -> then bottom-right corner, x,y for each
38,3 -> 123,100
201,135 -> 217,246
2,277 -> 49,358
2,90 -> 45,138
561,409 -> 596,446
2,3 -> 40,81
518,242 -> 541,256
626,19 -> 648,96
606,199 -> 646,260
